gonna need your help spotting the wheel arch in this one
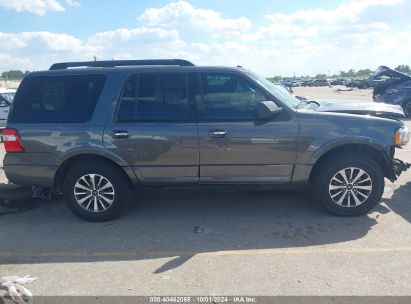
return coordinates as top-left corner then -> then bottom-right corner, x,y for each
402,99 -> 411,117
309,143 -> 392,183
54,152 -> 139,190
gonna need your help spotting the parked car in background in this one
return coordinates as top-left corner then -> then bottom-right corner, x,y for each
3,59 -> 410,221
357,79 -> 370,89
370,66 -> 411,118
290,81 -> 301,87
345,79 -> 358,88
309,79 -> 330,87
0,88 -> 16,128
281,81 -> 293,88
330,79 -> 345,86
345,79 -> 370,89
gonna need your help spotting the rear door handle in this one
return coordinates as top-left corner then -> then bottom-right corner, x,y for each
209,129 -> 227,138
111,130 -> 129,139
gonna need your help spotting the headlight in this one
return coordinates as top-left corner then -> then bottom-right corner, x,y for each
395,126 -> 410,146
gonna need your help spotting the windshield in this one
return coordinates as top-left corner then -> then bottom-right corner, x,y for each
0,92 -> 15,103
246,71 -> 301,108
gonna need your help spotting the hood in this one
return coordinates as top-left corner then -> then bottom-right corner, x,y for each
0,88 -> 16,93
369,66 -> 411,89
371,66 -> 411,81
314,99 -> 405,118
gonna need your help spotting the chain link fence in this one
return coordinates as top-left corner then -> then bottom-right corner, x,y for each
0,78 -> 22,90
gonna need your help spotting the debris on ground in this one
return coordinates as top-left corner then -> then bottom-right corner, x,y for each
31,187 -> 59,201
0,276 -> 37,304
0,186 -> 59,216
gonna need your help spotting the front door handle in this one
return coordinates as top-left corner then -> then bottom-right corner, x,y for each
112,130 -> 129,139
209,129 -> 227,138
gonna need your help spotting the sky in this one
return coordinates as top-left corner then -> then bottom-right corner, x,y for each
0,0 -> 410,76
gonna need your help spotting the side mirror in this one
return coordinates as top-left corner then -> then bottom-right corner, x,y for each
0,100 -> 10,108
257,101 -> 283,120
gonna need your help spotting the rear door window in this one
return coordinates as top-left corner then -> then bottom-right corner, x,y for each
117,73 -> 189,121
8,74 -> 106,123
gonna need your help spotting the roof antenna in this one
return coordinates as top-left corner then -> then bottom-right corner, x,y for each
93,56 -> 97,62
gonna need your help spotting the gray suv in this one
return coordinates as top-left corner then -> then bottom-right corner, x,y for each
3,59 -> 410,221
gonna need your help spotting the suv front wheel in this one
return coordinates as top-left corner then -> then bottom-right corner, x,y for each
313,154 -> 385,216
63,160 -> 130,221
403,100 -> 411,118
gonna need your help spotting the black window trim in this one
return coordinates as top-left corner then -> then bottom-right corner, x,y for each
114,72 -> 196,123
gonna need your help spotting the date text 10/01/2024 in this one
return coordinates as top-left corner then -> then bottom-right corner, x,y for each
149,297 -> 258,303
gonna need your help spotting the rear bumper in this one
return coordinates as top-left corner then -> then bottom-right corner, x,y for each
3,164 -> 56,188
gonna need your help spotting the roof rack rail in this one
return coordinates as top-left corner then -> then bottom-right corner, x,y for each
49,59 -> 195,70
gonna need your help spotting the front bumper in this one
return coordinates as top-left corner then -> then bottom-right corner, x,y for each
391,158 -> 410,181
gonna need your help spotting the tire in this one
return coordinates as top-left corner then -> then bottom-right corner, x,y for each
63,160 -> 131,222
403,100 -> 411,118
313,154 -> 385,216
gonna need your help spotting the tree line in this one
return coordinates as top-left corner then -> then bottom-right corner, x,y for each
1,70 -> 31,79
268,65 -> 411,82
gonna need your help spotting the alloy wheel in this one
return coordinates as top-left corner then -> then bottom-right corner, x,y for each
328,167 -> 373,208
73,174 -> 115,213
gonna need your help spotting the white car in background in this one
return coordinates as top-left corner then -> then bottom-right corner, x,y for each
0,88 -> 16,128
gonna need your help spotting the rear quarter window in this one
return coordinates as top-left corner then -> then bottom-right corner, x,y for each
8,74 -> 106,123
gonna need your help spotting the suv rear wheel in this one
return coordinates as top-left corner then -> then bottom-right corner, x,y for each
313,154 -> 384,216
63,160 -> 130,221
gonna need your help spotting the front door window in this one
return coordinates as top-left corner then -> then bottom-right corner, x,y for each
198,73 -> 267,120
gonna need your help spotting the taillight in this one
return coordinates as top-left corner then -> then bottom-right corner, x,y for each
2,128 -> 25,153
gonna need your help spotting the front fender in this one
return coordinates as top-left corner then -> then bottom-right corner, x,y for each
296,111 -> 400,167
307,137 -> 389,165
